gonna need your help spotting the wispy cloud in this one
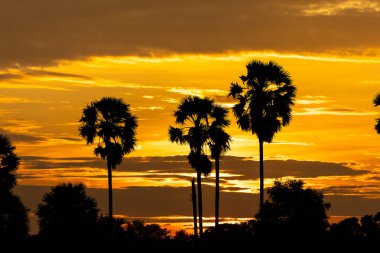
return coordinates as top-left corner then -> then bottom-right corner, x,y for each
297,95 -> 330,105
167,87 -> 226,97
0,95 -> 46,104
137,106 -> 165,111
271,141 -> 315,146
303,0 -> 380,16
162,98 -> 178,104
294,107 -> 377,116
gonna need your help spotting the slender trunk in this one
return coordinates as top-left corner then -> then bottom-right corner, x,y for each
215,157 -> 220,229
191,178 -> 198,238
107,159 -> 113,218
197,170 -> 203,237
259,139 -> 264,210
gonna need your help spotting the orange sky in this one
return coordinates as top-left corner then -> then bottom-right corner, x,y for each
1,0 -> 380,233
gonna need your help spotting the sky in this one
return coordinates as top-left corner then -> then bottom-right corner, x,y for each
1,0 -> 380,233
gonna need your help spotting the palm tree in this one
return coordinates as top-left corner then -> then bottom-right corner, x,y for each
228,60 -> 296,210
0,135 -> 28,240
208,106 -> 231,228
0,134 -> 20,192
79,97 -> 137,218
169,96 -> 219,236
374,94 -> 380,134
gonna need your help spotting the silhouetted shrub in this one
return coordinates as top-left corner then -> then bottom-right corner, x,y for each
96,215 -> 127,240
0,191 -> 29,240
125,220 -> 170,241
361,212 -> 380,240
36,183 -> 99,240
255,179 -> 330,239
330,217 -> 363,242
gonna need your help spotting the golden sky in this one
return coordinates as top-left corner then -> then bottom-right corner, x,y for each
1,0 -> 380,231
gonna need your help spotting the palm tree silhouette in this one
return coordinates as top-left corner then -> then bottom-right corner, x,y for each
79,97 -> 137,218
169,96 -> 221,236
228,60 -> 296,209
0,135 -> 28,240
374,94 -> 380,134
208,106 -> 231,228
0,134 -> 20,192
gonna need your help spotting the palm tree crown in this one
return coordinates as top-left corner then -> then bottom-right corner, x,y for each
208,106 -> 231,160
169,96 -> 216,175
79,97 -> 137,169
374,94 -> 380,134
228,60 -> 296,142
0,134 -> 20,192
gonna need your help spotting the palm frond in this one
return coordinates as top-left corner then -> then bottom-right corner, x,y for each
374,94 -> 380,106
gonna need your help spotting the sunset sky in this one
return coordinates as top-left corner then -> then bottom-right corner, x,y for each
1,0 -> 380,233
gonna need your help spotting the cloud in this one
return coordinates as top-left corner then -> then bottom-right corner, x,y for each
294,107 -> 378,116
0,129 -> 45,143
0,73 -> 23,81
1,0 -> 380,68
20,155 -> 369,180
137,106 -> 165,111
303,0 -> 380,16
297,95 -> 330,105
167,87 -> 226,97
0,95 -> 45,104
23,68 -> 91,80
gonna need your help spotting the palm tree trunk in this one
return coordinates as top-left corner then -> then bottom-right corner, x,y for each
107,159 -> 113,218
215,156 -> 220,228
191,178 -> 198,238
259,139 -> 264,210
196,170 -> 203,236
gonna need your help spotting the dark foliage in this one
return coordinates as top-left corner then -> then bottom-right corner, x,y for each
0,134 -> 20,192
0,191 -> 29,241
255,179 -> 330,239
36,183 -> 99,240
374,93 -> 380,133
0,134 -> 29,241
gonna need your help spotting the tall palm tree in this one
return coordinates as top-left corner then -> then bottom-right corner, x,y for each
208,106 -> 231,228
169,96 -> 220,237
374,94 -> 380,134
79,97 -> 137,218
228,60 -> 296,210
0,134 -> 20,192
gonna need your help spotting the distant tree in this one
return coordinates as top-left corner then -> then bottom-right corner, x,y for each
374,94 -> 380,133
36,183 -> 99,240
208,106 -> 231,228
169,96 -> 223,236
256,179 -> 330,237
79,97 -> 137,218
125,220 -> 170,240
96,215 -> 127,240
330,217 -> 363,241
174,229 -> 192,242
0,134 -> 20,192
228,60 -> 296,209
0,191 -> 29,240
361,212 -> 380,240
